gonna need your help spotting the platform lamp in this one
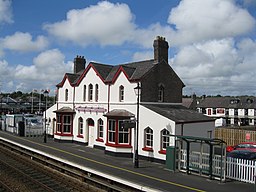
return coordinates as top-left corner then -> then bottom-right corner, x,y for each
134,82 -> 141,168
43,90 -> 49,143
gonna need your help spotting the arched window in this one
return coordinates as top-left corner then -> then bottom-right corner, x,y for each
88,84 -> 93,101
65,89 -> 68,101
97,118 -> 104,139
144,127 -> 153,148
78,117 -> 83,136
158,84 -> 164,102
95,84 -> 99,102
160,129 -> 170,151
83,85 -> 86,102
119,85 -> 124,102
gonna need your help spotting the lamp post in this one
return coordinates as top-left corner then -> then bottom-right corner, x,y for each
43,90 -> 49,143
134,82 -> 141,168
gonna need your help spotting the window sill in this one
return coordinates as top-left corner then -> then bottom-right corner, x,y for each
96,138 -> 104,142
158,150 -> 166,154
106,143 -> 132,148
77,135 -> 84,138
142,147 -> 153,152
55,133 -> 73,136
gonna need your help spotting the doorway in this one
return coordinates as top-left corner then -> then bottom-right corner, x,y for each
86,118 -> 95,147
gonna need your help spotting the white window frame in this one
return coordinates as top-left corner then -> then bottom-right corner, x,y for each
98,118 -> 104,139
78,117 -> 83,135
108,119 -> 116,143
145,127 -> 153,148
119,85 -> 124,102
118,120 -> 129,144
161,129 -> 170,150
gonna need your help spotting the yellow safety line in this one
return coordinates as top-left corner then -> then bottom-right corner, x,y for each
2,133 -> 205,192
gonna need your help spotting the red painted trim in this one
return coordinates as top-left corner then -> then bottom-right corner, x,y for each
73,86 -> 75,109
105,143 -> 132,148
107,84 -> 110,112
77,135 -> 84,138
76,63 -> 105,86
56,73 -> 74,88
142,147 -> 153,152
158,150 -> 166,154
55,133 -> 73,136
115,120 -> 118,144
111,66 -> 131,84
96,138 -> 104,142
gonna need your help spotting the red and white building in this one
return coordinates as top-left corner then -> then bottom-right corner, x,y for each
46,36 -> 214,162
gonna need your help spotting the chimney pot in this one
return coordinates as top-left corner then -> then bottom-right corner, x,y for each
153,36 -> 169,64
74,55 -> 86,73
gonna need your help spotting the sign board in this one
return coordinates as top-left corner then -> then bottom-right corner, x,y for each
120,120 -> 136,129
246,133 -> 250,140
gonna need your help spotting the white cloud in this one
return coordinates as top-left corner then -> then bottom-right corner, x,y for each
0,59 -> 12,78
168,0 -> 256,45
173,38 -> 256,95
132,51 -> 152,61
12,49 -> 73,92
0,0 -> 13,24
44,1 -> 136,46
1,32 -> 49,53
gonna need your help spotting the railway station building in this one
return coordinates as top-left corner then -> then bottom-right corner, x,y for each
46,36 -> 214,162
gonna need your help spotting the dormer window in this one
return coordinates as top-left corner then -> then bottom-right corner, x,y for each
65,89 -> 68,101
88,84 -> 93,101
119,85 -> 124,102
247,98 -> 253,104
158,84 -> 164,102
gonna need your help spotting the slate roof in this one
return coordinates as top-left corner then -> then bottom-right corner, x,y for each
197,96 -> 256,109
90,62 -> 113,80
104,109 -> 135,117
104,59 -> 155,82
57,73 -> 80,87
182,98 -> 194,109
57,58 -> 160,87
53,107 -> 75,113
142,104 -> 214,124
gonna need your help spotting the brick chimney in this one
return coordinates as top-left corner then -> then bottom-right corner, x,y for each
74,55 -> 86,73
153,36 -> 169,63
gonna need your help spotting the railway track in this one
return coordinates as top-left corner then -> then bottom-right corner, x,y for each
0,139 -> 141,192
0,146 -> 103,192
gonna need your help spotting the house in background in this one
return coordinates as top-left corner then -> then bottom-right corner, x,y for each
197,96 -> 256,127
46,36 -> 214,163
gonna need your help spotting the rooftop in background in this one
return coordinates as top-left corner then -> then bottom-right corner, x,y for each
197,96 -> 256,109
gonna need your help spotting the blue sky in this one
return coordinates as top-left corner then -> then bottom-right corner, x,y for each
0,0 -> 256,96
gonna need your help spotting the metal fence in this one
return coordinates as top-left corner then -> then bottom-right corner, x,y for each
215,128 -> 256,146
179,149 -> 256,184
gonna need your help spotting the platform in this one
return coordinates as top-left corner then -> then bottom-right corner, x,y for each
0,131 -> 253,192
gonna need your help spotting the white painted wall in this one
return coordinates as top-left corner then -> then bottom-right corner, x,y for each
46,66 -> 215,162
238,109 -> 244,116
109,72 -> 137,103
58,80 -> 74,103
229,109 -> 234,116
248,109 -> 254,116
75,68 -> 108,103
139,105 -> 176,161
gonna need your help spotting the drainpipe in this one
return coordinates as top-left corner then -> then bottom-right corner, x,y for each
107,84 -> 110,112
73,86 -> 75,110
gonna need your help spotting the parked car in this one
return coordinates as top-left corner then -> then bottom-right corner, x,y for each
226,142 -> 256,153
227,150 -> 256,160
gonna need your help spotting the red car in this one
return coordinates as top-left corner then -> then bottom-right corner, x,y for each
226,142 -> 256,153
